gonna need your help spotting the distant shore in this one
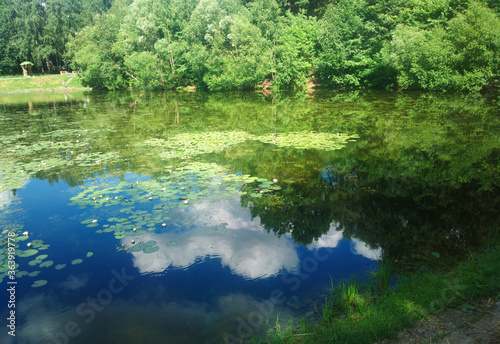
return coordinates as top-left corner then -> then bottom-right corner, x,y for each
2,87 -> 92,94
0,74 -> 91,94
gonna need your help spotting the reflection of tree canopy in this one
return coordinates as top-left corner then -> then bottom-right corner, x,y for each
1,90 -> 498,268
211,91 -> 499,266
241,179 -> 335,245
328,176 -> 499,268
240,156 -> 498,267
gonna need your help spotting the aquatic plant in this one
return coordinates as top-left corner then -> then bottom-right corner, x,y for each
0,128 -> 118,191
31,280 -> 48,288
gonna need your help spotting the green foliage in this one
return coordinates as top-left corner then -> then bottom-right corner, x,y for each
383,24 -> 456,90
200,10 -> 273,90
273,13 -> 317,90
66,3 -> 129,90
124,51 -> 164,89
247,0 -> 280,38
447,2 -> 500,89
0,0 -> 112,73
315,0 -> 395,88
384,1 -> 500,91
2,0 -> 500,91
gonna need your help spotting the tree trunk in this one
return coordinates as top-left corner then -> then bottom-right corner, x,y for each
169,50 -> 175,78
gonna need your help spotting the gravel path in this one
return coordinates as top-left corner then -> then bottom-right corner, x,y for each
377,297 -> 500,344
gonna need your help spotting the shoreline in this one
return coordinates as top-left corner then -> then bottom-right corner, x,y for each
1,87 -> 92,94
252,245 -> 500,344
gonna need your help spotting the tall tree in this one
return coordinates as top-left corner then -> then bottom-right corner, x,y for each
0,0 -> 113,74
315,0 -> 394,88
383,1 -> 500,91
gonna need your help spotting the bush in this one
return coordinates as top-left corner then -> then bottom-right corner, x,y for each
384,1 -> 500,91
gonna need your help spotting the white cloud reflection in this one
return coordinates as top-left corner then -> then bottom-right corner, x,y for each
0,180 -> 29,208
126,199 -> 300,279
307,222 -> 382,261
0,190 -> 15,208
306,222 -> 344,250
351,238 -> 382,260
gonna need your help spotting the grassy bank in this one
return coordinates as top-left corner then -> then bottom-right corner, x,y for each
253,245 -> 500,344
0,91 -> 91,106
0,74 -> 89,93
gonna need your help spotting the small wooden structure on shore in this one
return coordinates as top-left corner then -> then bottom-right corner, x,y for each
20,61 -> 34,76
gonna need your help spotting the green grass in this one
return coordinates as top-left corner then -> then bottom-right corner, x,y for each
0,91 -> 91,105
0,73 -> 87,93
252,245 -> 500,344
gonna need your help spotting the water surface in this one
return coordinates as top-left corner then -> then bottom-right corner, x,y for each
0,90 -> 498,343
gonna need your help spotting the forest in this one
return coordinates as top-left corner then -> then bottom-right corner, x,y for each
1,0 -> 500,91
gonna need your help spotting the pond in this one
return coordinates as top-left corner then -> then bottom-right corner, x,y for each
0,90 -> 499,344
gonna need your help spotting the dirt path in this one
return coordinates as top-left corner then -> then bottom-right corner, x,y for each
377,297 -> 500,344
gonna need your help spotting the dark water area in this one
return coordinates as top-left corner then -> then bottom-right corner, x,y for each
0,89 -> 499,343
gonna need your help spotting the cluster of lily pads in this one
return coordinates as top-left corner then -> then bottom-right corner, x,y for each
0,128 -> 119,191
1,128 -> 358,191
258,131 -> 360,150
0,128 -> 359,285
136,131 -> 251,160
116,131 -> 357,251
136,130 -> 359,161
70,161 -> 282,248
0,228 -> 94,287
127,240 -> 161,254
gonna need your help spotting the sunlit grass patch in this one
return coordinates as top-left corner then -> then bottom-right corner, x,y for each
252,245 -> 500,344
0,74 -> 86,93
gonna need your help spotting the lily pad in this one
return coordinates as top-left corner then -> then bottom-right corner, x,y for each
71,259 -> 83,265
31,280 -> 48,288
28,271 -> 41,277
86,252 -> 93,258
18,249 -> 38,257
55,264 -> 66,270
143,246 -> 159,254
28,259 -> 42,266
16,271 -> 28,278
130,229 -> 147,236
167,241 -> 178,247
30,240 -> 44,248
128,243 -> 147,252
39,260 -> 54,268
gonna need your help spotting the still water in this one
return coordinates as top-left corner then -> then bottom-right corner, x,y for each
0,90 -> 499,343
